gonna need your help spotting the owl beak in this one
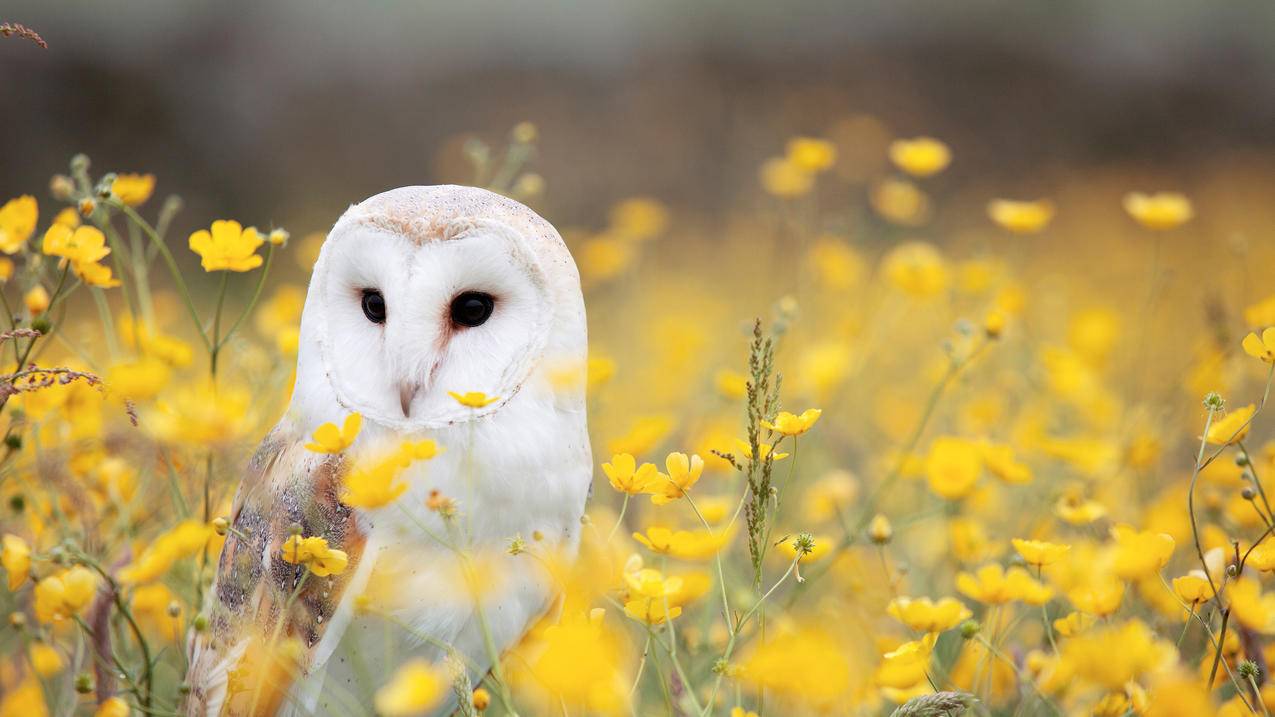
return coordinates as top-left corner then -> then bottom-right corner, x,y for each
398,382 -> 420,418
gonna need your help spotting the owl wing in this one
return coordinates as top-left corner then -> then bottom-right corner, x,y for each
186,426 -> 370,717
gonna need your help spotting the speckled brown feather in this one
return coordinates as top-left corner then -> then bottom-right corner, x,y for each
185,428 -> 367,717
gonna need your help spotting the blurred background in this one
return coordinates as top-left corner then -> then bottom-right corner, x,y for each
5,0 -> 1275,238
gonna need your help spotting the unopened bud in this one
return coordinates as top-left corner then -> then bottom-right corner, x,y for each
49,175 -> 75,201
74,673 -> 94,694
193,614 -> 208,632
212,517 -> 229,536
960,619 -> 981,639
868,514 -> 893,545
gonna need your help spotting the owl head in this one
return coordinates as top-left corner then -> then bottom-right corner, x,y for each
290,185 -> 586,431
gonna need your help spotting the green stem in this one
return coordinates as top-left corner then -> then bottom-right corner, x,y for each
209,271 -> 229,377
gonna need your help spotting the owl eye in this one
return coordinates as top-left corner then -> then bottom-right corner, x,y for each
361,289 -> 386,324
450,291 -> 495,328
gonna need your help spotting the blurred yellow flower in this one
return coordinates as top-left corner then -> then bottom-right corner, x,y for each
281,535 -> 349,577
870,178 -> 931,226
24,285 -> 49,315
608,197 -> 668,241
607,415 -> 673,456
602,453 -> 659,495
188,219 -> 264,272
887,596 -> 972,633
111,173 -> 156,206
1067,579 -> 1125,617
759,157 -> 814,198
739,627 -> 852,707
29,641 -> 64,677
1053,610 -> 1096,637
1012,538 -> 1070,567
1110,525 -> 1174,579
925,436 -> 982,500
1060,619 -> 1172,690
1204,404 -> 1254,445
786,136 -> 838,173
649,451 -> 704,504
449,390 -> 499,408
132,582 -> 183,641
761,408 -> 822,436
956,563 -> 1053,605
1056,493 -> 1107,525
980,442 -> 1032,484
1123,191 -> 1193,230
1172,573 -> 1211,606
874,634 -> 936,691
0,195 -> 37,254
33,565 -> 97,623
523,609 -> 627,714
868,513 -> 893,544
714,368 -> 747,400
888,136 -> 951,177
2,534 -> 30,591
304,413 -> 362,453
987,198 -> 1055,234
343,440 -> 439,510
881,241 -> 948,298
1242,328 -> 1275,363
623,567 -> 684,624
118,519 -> 214,584
807,236 -> 864,290
147,379 -> 254,444
633,526 -> 729,561
94,697 -> 131,717
733,438 -> 789,462
374,658 -> 445,717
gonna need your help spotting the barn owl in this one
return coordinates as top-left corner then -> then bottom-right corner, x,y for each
186,186 -> 592,716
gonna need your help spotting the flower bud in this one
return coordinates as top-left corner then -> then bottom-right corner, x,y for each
268,228 -> 290,247
472,687 -> 491,711
1203,392 -> 1226,412
1240,660 -> 1260,680
193,614 -> 209,632
1243,486 -> 1257,501
1227,564 -> 1239,577
960,619 -> 981,639
77,197 -> 96,217
212,517 -> 229,536
74,672 -> 94,694
49,175 -> 75,201
868,514 -> 893,544
167,601 -> 182,618
8,611 -> 25,628
4,434 -> 21,450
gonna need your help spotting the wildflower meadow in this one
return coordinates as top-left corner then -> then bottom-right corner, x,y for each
6,9 -> 1275,717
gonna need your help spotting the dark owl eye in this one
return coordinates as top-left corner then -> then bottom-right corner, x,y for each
361,289 -> 386,324
450,291 -> 494,327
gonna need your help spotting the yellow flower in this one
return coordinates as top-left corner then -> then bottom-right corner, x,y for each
1243,328 -> 1275,363
1055,493 -> 1107,525
33,566 -> 97,623
41,223 -> 121,287
714,368 -> 747,400
1246,541 -> 1275,572
111,173 -> 156,206
281,535 -> 349,577
471,687 -> 490,711
29,641 -> 64,677
871,178 -> 931,226
1067,579 -> 1125,617
24,285 -> 49,315
132,583 -> 183,641
786,136 -> 837,173
268,228 -> 290,246
117,519 -> 214,584
731,708 -> 759,717
0,674 -> 49,717
868,514 -> 893,544
987,199 -> 1055,234
1205,404 -> 1255,445
874,634 -> 937,691
732,439 -> 789,462
448,390 -> 499,408
522,609 -> 627,713
1226,577 -> 1275,632
374,658 -> 446,717
956,563 -> 1053,605
623,567 -> 685,624
925,436 -> 982,500
1011,538 -> 1070,568
1110,525 -> 1175,579
1172,573 -> 1212,605
304,413 -> 362,453
94,696 -> 131,717
887,596 -> 972,633
738,627 -> 853,707
633,526 -> 730,561
888,136 -> 951,177
1053,611 -> 1096,637
342,440 -> 439,510
1061,620 -> 1172,690
759,157 -> 814,198
881,241 -> 948,298
0,195 -> 37,254
980,442 -> 1031,484
2,534 -> 31,591
649,452 -> 704,505
1122,191 -> 1193,230
602,453 -> 660,495
608,197 -> 669,241
188,219 -> 264,272
806,236 -> 864,290
761,408 -> 822,436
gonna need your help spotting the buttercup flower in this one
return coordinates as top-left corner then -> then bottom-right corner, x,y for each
305,413 -> 362,453
648,451 -> 704,505
33,566 -> 97,623
1172,573 -> 1211,606
761,408 -> 822,436
887,596 -> 972,633
111,173 -> 155,206
281,535 -> 349,577
1,534 -> 30,591
1204,404 -> 1254,446
0,195 -> 37,254
888,136 -> 951,177
602,453 -> 660,495
1123,191 -> 1193,230
987,199 -> 1055,234
1242,328 -> 1275,363
786,137 -> 837,173
956,563 -> 1053,605
42,223 -> 121,287
188,219 -> 264,272
374,659 -> 445,716
448,391 -> 499,408
1011,538 -> 1070,568
925,436 -> 982,500
1110,525 -> 1174,579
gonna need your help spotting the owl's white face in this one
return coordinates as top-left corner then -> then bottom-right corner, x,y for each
311,217 -> 553,430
